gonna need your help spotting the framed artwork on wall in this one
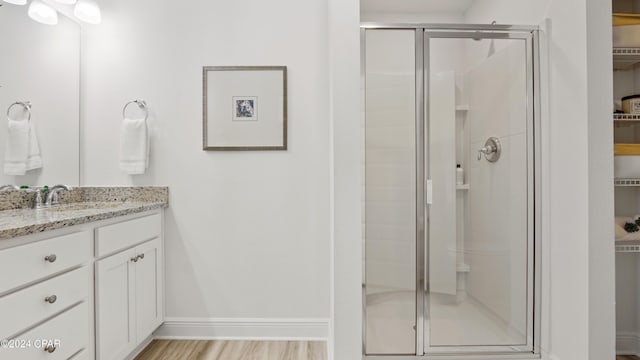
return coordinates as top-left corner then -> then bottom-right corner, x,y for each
202,66 -> 287,151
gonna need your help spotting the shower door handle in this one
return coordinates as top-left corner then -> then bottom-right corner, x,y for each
426,180 -> 433,205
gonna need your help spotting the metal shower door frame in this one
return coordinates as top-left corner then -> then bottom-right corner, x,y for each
361,23 -> 541,360
421,26 -> 539,358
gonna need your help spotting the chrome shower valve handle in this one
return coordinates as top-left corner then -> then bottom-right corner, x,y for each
477,137 -> 502,162
477,145 -> 495,160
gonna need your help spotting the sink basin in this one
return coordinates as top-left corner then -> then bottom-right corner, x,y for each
44,202 -> 123,212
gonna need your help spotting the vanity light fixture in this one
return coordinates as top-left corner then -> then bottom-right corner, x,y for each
5,0 -> 101,25
2,0 -> 28,5
73,0 -> 100,24
28,0 -> 58,25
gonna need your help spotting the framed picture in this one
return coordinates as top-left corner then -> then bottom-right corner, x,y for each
203,66 -> 287,151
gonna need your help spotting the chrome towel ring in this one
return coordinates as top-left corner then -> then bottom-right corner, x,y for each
6,101 -> 31,122
122,99 -> 149,121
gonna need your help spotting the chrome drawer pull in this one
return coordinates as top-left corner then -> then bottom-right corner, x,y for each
130,256 -> 138,263
137,253 -> 145,261
44,344 -> 56,353
44,254 -> 57,263
44,295 -> 57,304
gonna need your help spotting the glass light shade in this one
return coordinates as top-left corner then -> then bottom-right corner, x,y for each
3,0 -> 28,5
73,0 -> 101,24
54,0 -> 77,4
28,0 -> 58,25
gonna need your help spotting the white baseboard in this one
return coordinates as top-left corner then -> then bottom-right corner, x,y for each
154,317 -> 330,341
125,335 -> 154,360
617,332 -> 640,356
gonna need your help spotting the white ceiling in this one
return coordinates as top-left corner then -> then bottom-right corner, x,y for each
361,0 -> 474,13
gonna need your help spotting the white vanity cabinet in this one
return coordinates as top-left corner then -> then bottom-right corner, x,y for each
95,213 -> 163,360
0,208 -> 164,360
0,230 -> 92,360
133,238 -> 163,341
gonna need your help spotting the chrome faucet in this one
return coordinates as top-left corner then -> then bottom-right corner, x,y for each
45,184 -> 72,206
0,185 -> 19,191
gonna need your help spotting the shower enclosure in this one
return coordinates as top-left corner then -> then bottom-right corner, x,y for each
362,24 -> 540,358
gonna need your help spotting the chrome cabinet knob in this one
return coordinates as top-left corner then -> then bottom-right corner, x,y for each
131,256 -> 138,263
44,254 -> 57,263
44,295 -> 57,304
137,253 -> 145,261
44,344 -> 56,353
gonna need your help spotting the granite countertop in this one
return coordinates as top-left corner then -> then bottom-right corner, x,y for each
0,187 -> 168,240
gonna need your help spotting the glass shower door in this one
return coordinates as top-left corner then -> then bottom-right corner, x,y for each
425,30 -> 536,354
361,25 -> 539,358
363,28 -> 418,355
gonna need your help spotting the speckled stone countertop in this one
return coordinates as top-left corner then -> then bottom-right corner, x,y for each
0,187 -> 168,240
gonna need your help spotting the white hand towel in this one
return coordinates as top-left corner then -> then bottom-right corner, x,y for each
4,120 -> 42,175
120,118 -> 149,175
26,124 -> 43,171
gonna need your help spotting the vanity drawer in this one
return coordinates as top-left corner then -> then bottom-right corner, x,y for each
0,231 -> 91,294
0,301 -> 89,360
95,213 -> 161,257
0,266 -> 89,339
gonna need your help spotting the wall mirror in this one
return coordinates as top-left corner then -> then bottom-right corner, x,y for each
0,2 -> 80,187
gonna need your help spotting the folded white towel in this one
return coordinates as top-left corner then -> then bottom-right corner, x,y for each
120,118 -> 149,175
4,120 -> 42,175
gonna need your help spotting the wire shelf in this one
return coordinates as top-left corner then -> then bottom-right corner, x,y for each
614,47 -> 640,70
614,113 -> 640,121
616,244 -> 640,253
614,47 -> 640,55
615,178 -> 640,186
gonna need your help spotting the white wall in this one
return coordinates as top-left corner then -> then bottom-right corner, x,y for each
361,11 -> 464,24
329,0 -> 362,357
585,0 -> 615,358
0,4 -> 79,186
81,0 -> 330,335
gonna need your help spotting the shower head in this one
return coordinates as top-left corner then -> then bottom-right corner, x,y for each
473,21 -> 497,41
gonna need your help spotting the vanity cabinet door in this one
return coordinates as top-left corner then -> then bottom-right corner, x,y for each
135,237 -> 163,342
95,248 -> 136,360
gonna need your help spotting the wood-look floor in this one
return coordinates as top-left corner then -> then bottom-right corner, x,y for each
135,340 -> 327,360
138,344 -> 640,360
